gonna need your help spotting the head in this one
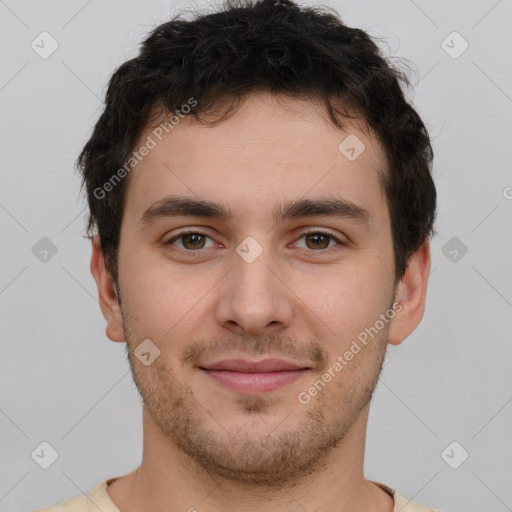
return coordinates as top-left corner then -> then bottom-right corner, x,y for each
85,0 -> 436,486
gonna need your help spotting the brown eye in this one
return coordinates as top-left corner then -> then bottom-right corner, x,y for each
165,231 -> 213,251
295,230 -> 345,252
305,232 -> 331,250
181,233 -> 206,250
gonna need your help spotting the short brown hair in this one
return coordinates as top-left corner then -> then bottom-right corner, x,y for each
78,0 -> 437,285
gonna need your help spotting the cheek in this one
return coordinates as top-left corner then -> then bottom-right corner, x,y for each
119,250 -> 193,337
295,262 -> 391,346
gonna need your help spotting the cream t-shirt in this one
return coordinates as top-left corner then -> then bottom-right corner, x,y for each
33,477 -> 440,511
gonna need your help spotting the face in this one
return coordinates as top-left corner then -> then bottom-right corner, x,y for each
92,92 -> 428,486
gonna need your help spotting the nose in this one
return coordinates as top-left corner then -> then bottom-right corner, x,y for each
215,249 -> 294,336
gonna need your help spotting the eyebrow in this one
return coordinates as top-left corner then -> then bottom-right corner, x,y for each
139,195 -> 371,228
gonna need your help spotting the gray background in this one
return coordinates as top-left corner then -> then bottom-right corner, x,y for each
1,1 -> 511,511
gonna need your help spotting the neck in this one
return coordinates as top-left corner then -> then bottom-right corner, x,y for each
107,405 -> 394,512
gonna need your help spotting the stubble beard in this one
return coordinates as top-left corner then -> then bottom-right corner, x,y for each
121,309 -> 389,487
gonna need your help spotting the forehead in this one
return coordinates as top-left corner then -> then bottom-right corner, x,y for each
122,92 -> 388,226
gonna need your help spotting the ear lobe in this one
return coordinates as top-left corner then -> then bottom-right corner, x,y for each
89,234 -> 126,343
387,241 -> 431,346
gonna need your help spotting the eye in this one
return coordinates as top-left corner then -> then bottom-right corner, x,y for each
164,231 -> 217,251
294,230 -> 345,252
163,229 -> 346,253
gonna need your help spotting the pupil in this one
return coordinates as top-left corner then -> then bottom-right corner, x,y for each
308,233 -> 328,249
185,233 -> 204,249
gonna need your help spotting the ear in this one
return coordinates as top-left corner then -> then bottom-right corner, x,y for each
387,241 -> 431,346
90,234 -> 126,342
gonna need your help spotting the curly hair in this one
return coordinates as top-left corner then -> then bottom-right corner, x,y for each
78,0 -> 437,285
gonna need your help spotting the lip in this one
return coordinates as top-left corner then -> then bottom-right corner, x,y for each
199,358 -> 310,395
201,358 -> 308,373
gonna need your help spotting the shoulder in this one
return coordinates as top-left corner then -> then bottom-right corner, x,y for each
32,477 -> 121,512
32,495 -> 91,512
393,489 -> 442,512
373,480 -> 442,512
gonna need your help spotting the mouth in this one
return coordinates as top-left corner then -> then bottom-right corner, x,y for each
199,358 -> 311,395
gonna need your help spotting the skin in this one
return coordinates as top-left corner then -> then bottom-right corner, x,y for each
90,91 -> 431,512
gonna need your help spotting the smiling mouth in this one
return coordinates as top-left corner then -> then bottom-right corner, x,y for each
199,358 -> 310,395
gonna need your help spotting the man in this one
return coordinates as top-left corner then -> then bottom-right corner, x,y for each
35,0 -> 439,510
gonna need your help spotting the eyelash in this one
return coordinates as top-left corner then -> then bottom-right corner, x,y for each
164,229 -> 345,253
